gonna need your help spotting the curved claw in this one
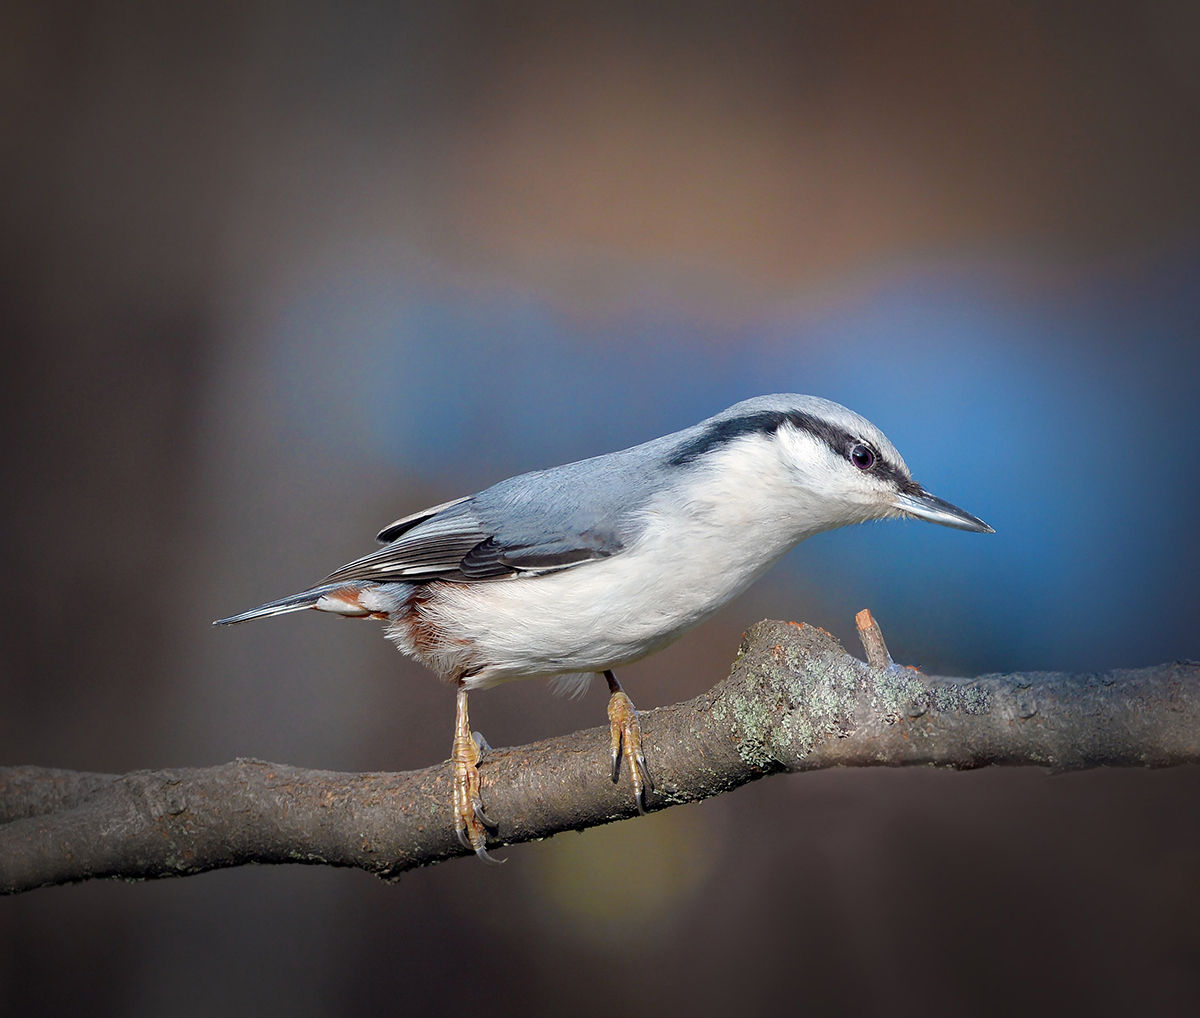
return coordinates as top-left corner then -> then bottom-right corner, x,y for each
473,801 -> 498,831
634,748 -> 655,793
475,845 -> 506,866
631,745 -> 654,814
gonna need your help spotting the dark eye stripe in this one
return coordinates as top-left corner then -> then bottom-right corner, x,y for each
669,409 -> 916,491
669,409 -> 867,467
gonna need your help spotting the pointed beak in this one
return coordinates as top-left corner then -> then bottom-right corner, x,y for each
893,486 -> 995,533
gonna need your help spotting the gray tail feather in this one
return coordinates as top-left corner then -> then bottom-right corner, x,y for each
212,582 -> 351,625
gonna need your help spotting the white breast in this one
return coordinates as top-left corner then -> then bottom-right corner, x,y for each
399,432 -> 840,689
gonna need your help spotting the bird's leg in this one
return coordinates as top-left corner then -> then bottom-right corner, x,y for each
452,687 -> 501,863
605,670 -> 654,814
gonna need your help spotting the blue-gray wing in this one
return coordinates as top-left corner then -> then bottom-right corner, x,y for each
321,448 -> 665,585
321,509 -> 619,584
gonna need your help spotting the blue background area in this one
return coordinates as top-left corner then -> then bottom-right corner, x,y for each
271,248 -> 1200,676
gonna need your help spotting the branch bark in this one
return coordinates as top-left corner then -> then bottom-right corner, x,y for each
3,618 -> 1198,895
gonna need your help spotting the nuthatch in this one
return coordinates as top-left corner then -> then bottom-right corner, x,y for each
217,394 -> 993,859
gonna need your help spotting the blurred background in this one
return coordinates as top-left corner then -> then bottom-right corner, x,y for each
3,1 -> 1200,1015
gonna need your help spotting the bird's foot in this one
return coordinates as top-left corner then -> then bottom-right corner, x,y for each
605,671 -> 654,813
452,689 -> 502,864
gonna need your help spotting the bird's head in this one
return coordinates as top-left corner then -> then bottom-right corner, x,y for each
673,394 -> 993,537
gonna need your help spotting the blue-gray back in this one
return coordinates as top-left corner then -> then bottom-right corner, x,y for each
321,394 -> 894,585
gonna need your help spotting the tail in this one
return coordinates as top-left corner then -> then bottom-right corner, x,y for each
212,582 -> 355,626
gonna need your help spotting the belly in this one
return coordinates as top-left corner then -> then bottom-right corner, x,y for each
407,518 -> 794,688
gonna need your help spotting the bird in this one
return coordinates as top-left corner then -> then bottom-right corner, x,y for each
215,394 -> 993,860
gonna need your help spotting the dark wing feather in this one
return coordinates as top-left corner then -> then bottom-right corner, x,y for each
323,514 -> 489,584
458,534 -> 617,579
375,496 -> 471,543
323,499 -> 622,585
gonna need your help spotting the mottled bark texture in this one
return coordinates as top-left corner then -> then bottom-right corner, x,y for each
3,619 -> 1198,894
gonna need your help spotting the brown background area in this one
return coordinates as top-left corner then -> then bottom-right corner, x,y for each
2,2 -> 1199,1015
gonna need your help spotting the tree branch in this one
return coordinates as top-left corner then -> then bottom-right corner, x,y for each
3,618 -> 1198,895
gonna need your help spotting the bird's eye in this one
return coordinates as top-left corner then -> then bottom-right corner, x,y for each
851,444 -> 875,470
